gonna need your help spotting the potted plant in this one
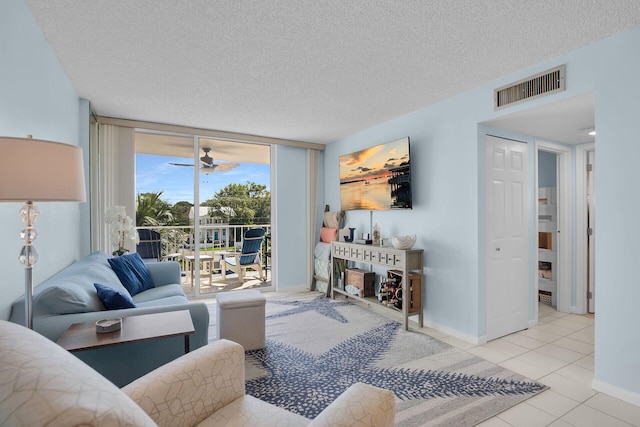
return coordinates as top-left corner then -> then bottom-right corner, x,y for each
105,206 -> 139,256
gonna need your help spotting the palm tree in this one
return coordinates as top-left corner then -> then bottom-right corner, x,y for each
136,192 -> 188,257
136,192 -> 173,227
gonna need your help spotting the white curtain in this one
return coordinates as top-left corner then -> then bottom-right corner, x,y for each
92,124 -> 136,254
307,148 -> 319,290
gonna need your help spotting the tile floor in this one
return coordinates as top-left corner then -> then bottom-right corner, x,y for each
420,303 -> 640,426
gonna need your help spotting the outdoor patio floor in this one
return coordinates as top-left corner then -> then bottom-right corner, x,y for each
179,267 -> 272,298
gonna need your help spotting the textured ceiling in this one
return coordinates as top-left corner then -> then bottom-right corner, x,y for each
24,1 -> 640,144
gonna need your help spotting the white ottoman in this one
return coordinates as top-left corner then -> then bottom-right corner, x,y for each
216,290 -> 266,351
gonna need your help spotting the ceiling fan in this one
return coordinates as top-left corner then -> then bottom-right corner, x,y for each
170,147 -> 240,175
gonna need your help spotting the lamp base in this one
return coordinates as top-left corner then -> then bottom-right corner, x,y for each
19,201 -> 39,330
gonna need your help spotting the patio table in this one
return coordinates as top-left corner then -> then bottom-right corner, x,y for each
184,254 -> 214,286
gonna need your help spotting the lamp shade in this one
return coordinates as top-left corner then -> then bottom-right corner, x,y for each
0,136 -> 86,202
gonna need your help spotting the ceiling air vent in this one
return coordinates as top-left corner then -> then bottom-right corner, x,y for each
494,65 -> 565,110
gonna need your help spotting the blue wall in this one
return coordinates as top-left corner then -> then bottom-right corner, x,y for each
273,144 -> 309,289
324,25 -> 640,399
589,26 -> 640,400
538,151 -> 557,188
326,96 -> 481,340
0,1 -> 89,321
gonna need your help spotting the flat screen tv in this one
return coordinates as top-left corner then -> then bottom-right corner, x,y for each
339,137 -> 412,210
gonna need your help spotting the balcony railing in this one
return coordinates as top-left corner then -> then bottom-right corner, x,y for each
136,224 -> 272,297
135,223 -> 271,267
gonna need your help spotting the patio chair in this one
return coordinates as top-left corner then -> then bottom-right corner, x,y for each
136,229 -> 162,262
221,228 -> 265,282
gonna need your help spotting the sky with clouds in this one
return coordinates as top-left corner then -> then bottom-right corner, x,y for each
136,154 -> 270,205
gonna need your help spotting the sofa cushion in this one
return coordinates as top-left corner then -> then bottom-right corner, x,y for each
131,284 -> 186,304
94,283 -> 136,310
109,253 -> 155,296
37,285 -> 104,315
33,251 -> 129,315
134,295 -> 191,308
0,320 -> 156,426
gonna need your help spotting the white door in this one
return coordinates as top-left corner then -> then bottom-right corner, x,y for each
486,136 -> 529,340
587,150 -> 596,313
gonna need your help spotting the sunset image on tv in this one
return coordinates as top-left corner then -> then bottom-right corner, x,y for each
339,137 -> 412,210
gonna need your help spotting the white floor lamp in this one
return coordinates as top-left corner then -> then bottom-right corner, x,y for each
0,136 -> 86,329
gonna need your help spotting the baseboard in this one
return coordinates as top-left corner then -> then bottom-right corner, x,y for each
422,320 -> 483,345
592,379 -> 640,407
570,305 -> 587,315
277,284 -> 309,293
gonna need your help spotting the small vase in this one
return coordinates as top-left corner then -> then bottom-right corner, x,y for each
112,248 -> 128,257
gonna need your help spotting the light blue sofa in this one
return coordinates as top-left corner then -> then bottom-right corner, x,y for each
9,250 -> 209,387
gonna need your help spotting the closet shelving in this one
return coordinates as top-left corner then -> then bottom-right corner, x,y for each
538,187 -> 557,307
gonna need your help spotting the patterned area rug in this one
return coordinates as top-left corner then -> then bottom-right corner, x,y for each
242,293 -> 547,426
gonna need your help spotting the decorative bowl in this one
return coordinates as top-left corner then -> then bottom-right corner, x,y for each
96,317 -> 122,334
391,235 -> 416,250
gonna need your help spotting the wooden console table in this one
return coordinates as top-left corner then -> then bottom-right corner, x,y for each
330,241 -> 424,330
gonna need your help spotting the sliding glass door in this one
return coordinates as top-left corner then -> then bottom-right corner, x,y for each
134,131 -> 272,298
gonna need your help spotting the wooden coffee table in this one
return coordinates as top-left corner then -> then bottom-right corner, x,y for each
56,310 -> 195,354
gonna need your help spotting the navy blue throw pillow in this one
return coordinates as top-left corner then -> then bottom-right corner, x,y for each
108,253 -> 155,296
94,283 -> 136,310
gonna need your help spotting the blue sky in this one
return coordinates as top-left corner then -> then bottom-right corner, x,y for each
136,154 -> 271,205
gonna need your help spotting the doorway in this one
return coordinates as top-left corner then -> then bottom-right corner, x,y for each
482,93 -> 596,318
537,151 -> 558,309
535,142 -> 571,317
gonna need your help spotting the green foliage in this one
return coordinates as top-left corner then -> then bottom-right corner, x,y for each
203,181 -> 270,225
334,258 -> 348,284
171,201 -> 193,226
135,192 -> 173,226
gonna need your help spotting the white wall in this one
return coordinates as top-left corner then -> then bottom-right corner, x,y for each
324,25 -> 640,399
0,0 -> 88,321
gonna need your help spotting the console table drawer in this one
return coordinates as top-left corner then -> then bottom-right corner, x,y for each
377,251 -> 404,267
333,243 -> 350,258
333,242 -> 370,262
349,246 -> 364,260
362,248 -> 377,262
333,242 -> 407,267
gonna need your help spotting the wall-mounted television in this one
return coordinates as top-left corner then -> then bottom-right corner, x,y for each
339,137 -> 412,211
